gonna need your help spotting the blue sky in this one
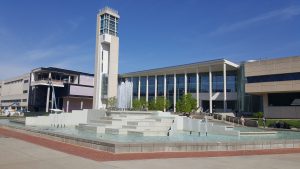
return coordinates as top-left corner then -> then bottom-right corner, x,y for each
0,0 -> 300,79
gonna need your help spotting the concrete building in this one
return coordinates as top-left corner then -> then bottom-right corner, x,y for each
0,67 -> 94,113
244,56 -> 300,118
121,59 -> 239,113
93,7 -> 120,109
0,74 -> 30,111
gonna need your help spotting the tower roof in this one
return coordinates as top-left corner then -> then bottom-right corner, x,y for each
99,6 -> 120,18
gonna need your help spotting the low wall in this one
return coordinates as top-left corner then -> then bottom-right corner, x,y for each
267,106 -> 300,119
2,125 -> 300,153
25,109 -> 106,127
224,116 -> 258,127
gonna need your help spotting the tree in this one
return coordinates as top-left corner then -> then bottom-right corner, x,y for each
176,93 -> 197,114
148,96 -> 170,111
132,97 -> 148,110
107,97 -> 117,110
132,99 -> 142,110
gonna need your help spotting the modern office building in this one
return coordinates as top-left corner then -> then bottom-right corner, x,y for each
93,7 -> 120,109
0,67 -> 94,113
244,56 -> 300,118
120,59 -> 240,113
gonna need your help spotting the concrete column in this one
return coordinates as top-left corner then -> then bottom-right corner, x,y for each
223,63 -> 227,112
131,77 -> 133,108
146,76 -> 149,102
263,94 -> 269,117
138,76 -> 141,100
164,74 -> 167,112
80,100 -> 83,109
154,75 -> 157,101
45,72 -> 51,113
174,73 -> 177,112
184,72 -> 187,94
196,70 -> 199,108
68,76 -> 71,83
66,99 -> 69,112
209,66 -> 213,114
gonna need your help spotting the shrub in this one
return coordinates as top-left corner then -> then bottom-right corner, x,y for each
176,93 -> 197,114
148,96 -> 170,111
253,112 -> 264,119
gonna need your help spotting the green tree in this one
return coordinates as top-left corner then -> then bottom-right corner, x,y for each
176,93 -> 197,114
132,99 -> 142,110
148,96 -> 170,111
107,97 -> 117,110
253,112 -> 264,119
132,97 -> 148,110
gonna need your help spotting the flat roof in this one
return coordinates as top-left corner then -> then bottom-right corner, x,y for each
121,58 -> 239,77
32,67 -> 94,76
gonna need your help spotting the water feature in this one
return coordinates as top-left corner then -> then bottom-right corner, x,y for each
117,81 -> 133,109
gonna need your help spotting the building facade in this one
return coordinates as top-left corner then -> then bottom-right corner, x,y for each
245,56 -> 300,118
93,7 -> 120,109
0,67 -> 94,113
0,74 -> 30,111
121,59 -> 239,113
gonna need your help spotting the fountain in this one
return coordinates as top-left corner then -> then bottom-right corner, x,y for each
117,81 -> 133,110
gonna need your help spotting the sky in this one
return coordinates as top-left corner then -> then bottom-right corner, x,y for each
0,0 -> 300,79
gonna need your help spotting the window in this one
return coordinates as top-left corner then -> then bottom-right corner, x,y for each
166,75 -> 174,109
187,73 -> 196,93
268,93 -> 300,106
23,80 -> 29,83
132,77 -> 139,100
23,90 -> 28,94
247,72 -> 300,83
140,77 -> 147,98
157,76 -> 164,96
148,76 -> 155,101
176,74 -> 185,100
22,99 -> 27,102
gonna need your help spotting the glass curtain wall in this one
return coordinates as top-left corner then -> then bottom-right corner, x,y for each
140,77 -> 147,99
187,73 -> 197,98
148,76 -> 155,101
132,77 -> 139,100
176,74 -> 185,100
157,76 -> 164,96
166,75 -> 174,110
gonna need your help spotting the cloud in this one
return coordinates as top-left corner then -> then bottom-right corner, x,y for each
209,5 -> 300,36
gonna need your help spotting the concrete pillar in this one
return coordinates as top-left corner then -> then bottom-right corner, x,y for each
138,76 -> 141,100
46,72 -> 51,113
66,99 -> 70,112
209,66 -> 213,114
80,100 -> 83,109
184,72 -> 187,94
154,75 -> 157,101
164,74 -> 167,112
263,94 -> 269,117
146,76 -> 149,102
174,73 -> 177,112
68,76 -> 71,83
196,70 -> 199,108
223,63 -> 227,112
131,77 -> 133,108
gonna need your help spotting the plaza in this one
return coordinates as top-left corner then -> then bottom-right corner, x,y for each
0,4 -> 300,168
0,133 -> 300,169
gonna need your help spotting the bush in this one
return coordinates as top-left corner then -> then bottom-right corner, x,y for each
176,93 -> 197,114
148,96 -> 170,111
107,97 -> 117,110
132,97 -> 148,110
253,112 -> 264,119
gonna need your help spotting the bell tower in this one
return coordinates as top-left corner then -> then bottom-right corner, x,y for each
93,7 -> 120,109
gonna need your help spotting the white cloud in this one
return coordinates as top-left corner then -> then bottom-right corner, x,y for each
209,5 -> 300,36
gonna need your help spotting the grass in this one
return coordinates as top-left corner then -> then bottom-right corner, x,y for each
256,118 -> 300,128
